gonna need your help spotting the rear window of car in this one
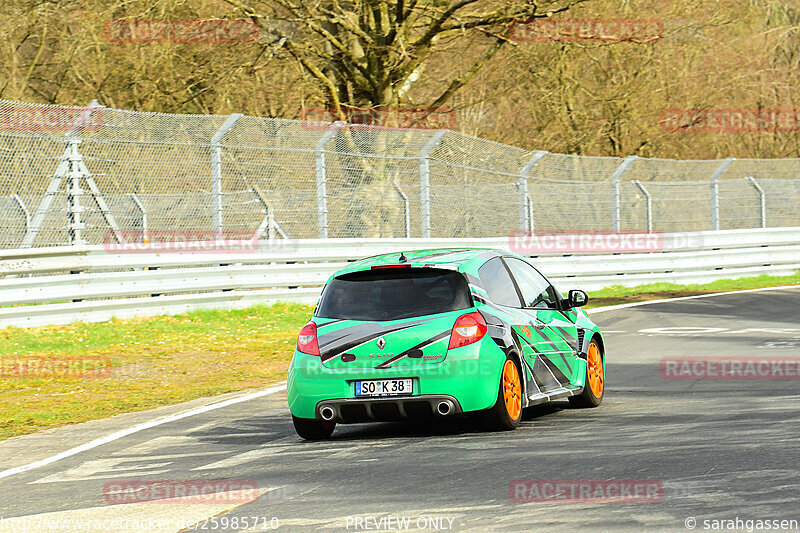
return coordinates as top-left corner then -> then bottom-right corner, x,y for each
316,268 -> 472,321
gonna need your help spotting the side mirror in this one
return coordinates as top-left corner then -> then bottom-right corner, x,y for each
566,289 -> 588,308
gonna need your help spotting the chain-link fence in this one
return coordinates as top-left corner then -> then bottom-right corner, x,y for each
2,99 -> 799,248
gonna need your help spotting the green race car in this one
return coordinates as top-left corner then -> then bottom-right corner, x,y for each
287,249 -> 605,440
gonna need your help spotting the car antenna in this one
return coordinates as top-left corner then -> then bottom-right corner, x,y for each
398,252 -> 407,262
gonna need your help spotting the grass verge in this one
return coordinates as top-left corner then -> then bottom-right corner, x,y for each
1,271 -> 798,441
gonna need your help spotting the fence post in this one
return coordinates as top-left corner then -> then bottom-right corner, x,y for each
710,157 -> 735,231
314,121 -> 346,239
393,181 -> 411,238
611,155 -> 638,233
631,180 -> 653,233
11,194 -> 30,235
65,140 -> 86,245
129,193 -> 148,243
518,151 -> 548,232
419,130 -> 447,239
21,101 -> 102,248
211,113 -> 243,236
745,176 -> 766,228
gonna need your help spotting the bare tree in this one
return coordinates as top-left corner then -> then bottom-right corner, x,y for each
221,0 -> 588,118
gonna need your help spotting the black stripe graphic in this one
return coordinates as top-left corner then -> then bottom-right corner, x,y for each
514,330 -> 570,389
559,353 -> 573,374
316,319 -> 345,329
510,329 -> 539,395
538,354 -> 571,386
530,328 -> 564,356
318,318 -> 434,362
551,325 -> 578,352
374,330 -> 451,369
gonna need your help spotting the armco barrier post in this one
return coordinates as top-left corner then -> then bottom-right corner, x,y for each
419,130 -> 447,239
314,121 -> 346,239
611,155 -> 638,233
710,157 -> 735,231
518,151 -> 548,232
211,113 -> 243,235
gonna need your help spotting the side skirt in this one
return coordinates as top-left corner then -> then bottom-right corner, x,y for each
526,386 -> 583,406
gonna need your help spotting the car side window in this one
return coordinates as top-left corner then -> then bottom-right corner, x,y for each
478,258 -> 522,307
504,257 -> 559,309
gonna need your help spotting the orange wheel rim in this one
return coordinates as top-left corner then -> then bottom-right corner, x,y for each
587,342 -> 604,397
502,360 -> 522,420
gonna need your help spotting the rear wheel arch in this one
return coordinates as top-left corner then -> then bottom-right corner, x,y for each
504,349 -> 526,400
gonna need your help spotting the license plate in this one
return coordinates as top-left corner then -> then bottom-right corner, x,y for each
354,379 -> 413,397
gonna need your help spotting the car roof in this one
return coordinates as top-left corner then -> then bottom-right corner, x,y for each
330,248 -> 508,279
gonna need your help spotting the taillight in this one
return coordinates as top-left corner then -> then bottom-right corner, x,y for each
448,312 -> 487,350
297,321 -> 320,355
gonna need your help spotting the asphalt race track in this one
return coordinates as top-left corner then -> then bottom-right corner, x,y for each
1,287 -> 799,532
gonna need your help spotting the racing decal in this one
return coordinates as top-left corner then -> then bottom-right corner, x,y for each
514,329 -> 572,390
538,354 -> 571,386
477,300 -> 533,324
318,318 -> 435,362
374,330 -> 451,369
528,327 -> 566,357
532,356 -> 563,392
550,325 -> 579,352
559,353 -> 573,375
509,329 -> 540,397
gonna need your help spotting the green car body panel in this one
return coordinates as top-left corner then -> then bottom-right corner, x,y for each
287,248 -> 605,422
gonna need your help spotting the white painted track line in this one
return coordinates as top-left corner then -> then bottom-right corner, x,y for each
0,383 -> 287,481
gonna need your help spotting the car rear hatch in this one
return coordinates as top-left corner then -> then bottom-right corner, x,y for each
314,267 -> 472,370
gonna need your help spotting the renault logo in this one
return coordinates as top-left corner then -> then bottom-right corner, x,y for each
376,337 -> 386,350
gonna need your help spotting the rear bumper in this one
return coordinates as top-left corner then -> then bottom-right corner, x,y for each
316,395 -> 462,423
287,340 -> 505,419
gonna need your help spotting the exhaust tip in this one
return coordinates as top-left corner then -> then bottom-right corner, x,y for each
320,406 -> 335,421
436,400 -> 454,416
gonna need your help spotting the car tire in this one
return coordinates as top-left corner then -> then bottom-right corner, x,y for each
569,339 -> 604,408
481,356 -> 523,431
292,415 -> 336,440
